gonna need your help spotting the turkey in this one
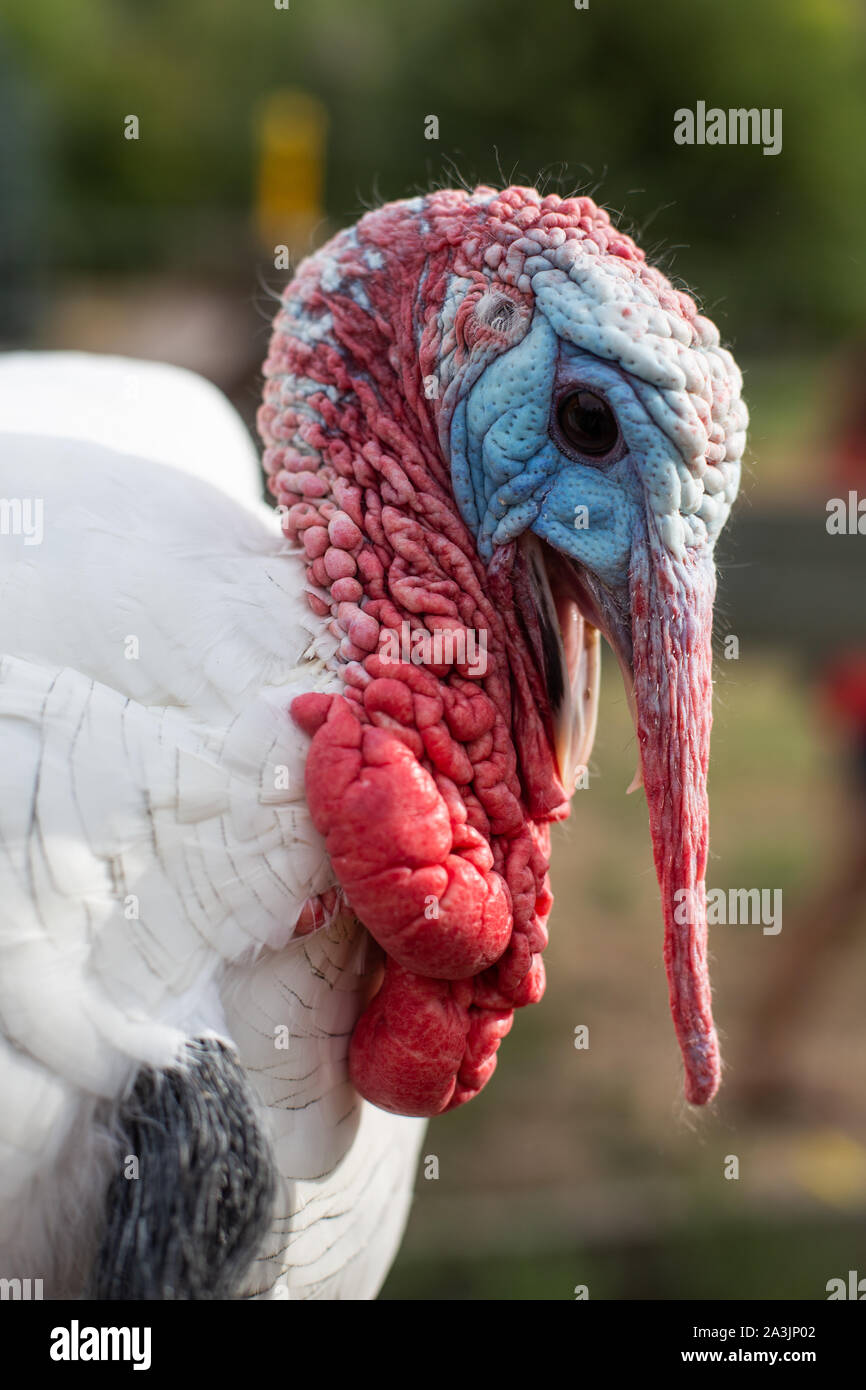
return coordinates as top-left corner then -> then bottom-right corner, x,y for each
0,185 -> 746,1300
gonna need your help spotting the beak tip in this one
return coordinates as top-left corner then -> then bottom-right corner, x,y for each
682,1035 -> 722,1106
684,1076 -> 721,1107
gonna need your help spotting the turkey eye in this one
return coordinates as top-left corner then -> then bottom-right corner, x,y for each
557,389 -> 619,457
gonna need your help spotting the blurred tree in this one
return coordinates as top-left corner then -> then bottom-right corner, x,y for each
1,0 -> 864,348
0,31 -> 50,342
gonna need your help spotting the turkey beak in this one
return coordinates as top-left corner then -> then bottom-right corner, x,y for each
522,537 -> 628,796
629,524 -> 721,1106
520,528 -> 721,1105
559,567 -> 640,788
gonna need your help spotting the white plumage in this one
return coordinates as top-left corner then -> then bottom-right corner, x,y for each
0,352 -> 424,1299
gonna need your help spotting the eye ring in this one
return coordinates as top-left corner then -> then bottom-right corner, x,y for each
556,388 -> 620,458
476,294 -> 518,333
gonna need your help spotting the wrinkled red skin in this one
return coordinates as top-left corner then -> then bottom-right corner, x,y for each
294,691 -> 511,980
631,526 -> 721,1105
292,670 -> 550,1116
261,187 -> 719,1117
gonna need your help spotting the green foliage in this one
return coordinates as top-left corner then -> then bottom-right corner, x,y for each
2,0 -> 864,345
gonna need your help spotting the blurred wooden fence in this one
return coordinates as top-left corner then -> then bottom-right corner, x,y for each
716,511 -> 866,656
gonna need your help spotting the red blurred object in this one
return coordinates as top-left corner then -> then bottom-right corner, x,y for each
821,345 -> 866,736
829,343 -> 866,495
821,650 -> 866,733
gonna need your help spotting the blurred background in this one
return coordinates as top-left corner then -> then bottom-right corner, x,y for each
1,0 -> 865,1299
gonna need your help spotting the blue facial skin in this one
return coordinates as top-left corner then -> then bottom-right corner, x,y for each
449,315 -> 673,591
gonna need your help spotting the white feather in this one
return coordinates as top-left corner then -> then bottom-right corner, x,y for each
0,350 -> 264,511
0,355 -> 424,1299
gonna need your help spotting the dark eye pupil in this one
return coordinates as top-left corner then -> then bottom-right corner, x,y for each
558,390 -> 618,456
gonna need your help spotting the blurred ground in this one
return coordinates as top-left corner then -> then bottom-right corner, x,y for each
383,652 -> 866,1299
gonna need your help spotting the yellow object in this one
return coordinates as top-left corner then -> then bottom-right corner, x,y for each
791,1129 -> 866,1208
255,90 -> 328,255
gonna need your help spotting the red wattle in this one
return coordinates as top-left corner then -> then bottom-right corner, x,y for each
292,687 -> 551,1116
